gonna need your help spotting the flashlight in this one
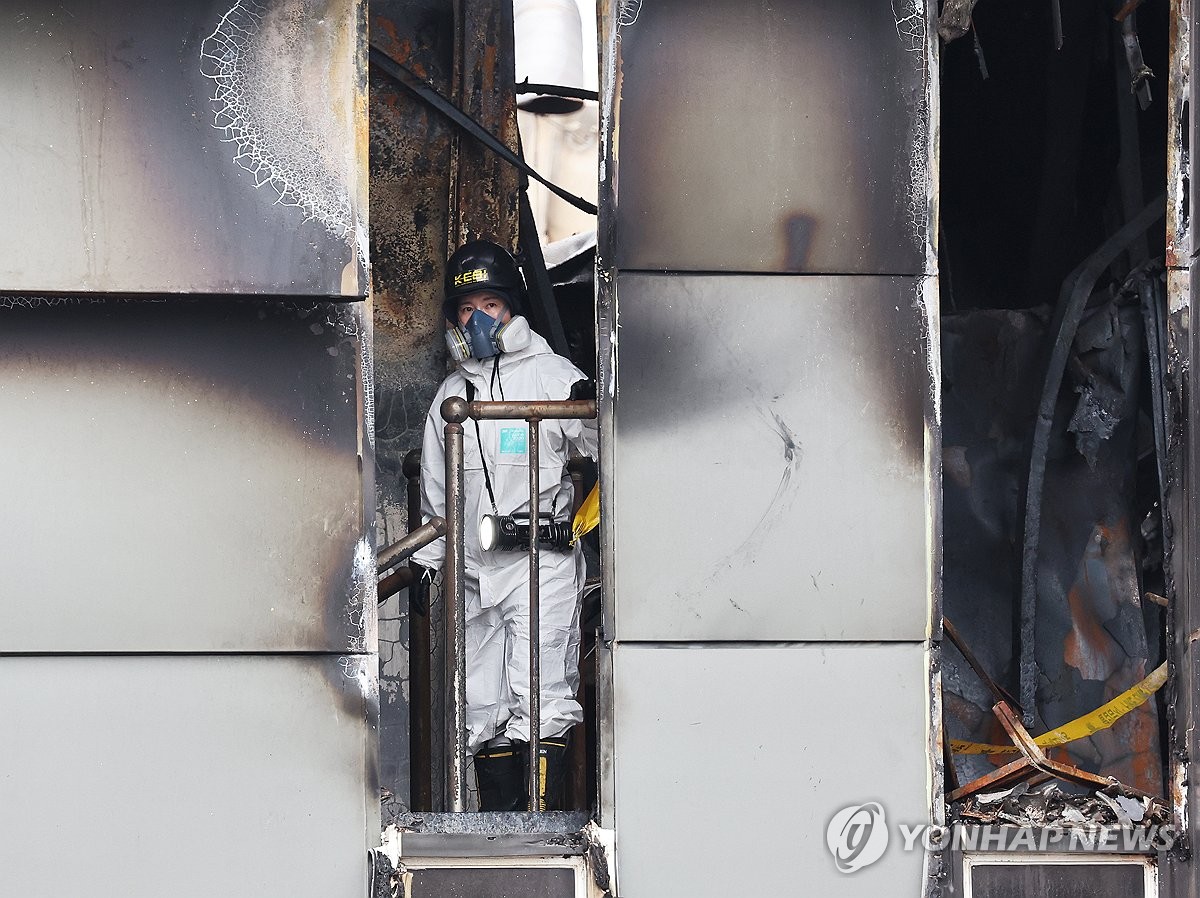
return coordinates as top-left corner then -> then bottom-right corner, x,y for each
479,514 -> 573,552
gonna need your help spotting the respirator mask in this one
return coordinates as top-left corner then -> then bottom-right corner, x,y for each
445,310 -> 532,362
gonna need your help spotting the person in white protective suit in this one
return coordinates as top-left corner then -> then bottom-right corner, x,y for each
412,239 -> 597,812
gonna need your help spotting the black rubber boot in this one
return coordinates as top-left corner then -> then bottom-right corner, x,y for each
533,736 -> 571,812
474,739 -> 527,811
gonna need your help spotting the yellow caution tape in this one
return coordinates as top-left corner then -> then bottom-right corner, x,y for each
570,483 -> 600,546
951,662 -> 1168,755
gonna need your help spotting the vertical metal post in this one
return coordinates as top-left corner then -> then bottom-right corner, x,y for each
404,449 -> 432,812
527,417 -> 542,811
566,456 -> 588,810
441,398 -> 469,812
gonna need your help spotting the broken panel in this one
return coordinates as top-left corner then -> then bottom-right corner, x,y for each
0,654 -> 378,898
0,299 -> 373,653
612,273 -> 935,642
613,0 -> 934,276
942,303 -> 1164,793
613,643 -> 930,898
0,0 -> 367,296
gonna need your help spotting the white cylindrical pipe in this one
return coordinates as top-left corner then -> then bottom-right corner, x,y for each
514,0 -> 585,114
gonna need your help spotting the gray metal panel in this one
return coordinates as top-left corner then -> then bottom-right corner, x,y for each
406,867 -> 575,897
0,0 -> 367,296
613,0 -> 934,276
0,654 -> 378,898
0,300 -> 371,653
612,643 -> 930,898
613,273 -> 934,642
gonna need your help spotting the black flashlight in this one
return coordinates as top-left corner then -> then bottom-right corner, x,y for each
479,514 -> 573,552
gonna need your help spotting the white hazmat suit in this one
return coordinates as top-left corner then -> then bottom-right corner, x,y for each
413,328 -> 597,754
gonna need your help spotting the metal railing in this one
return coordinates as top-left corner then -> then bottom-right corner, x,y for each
376,449 -> 441,811
440,395 -> 597,812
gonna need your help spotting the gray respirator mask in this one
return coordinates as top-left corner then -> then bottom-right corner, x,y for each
445,309 -> 532,362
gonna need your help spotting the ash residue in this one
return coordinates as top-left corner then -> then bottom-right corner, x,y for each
952,781 -> 1170,829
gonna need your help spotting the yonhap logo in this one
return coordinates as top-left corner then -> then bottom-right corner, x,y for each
823,801 -> 1178,872
826,802 -> 889,873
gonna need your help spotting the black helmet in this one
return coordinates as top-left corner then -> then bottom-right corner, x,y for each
443,240 -> 526,321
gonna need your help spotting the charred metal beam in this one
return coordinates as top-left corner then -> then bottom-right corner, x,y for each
448,0 -> 520,248
1017,196 -> 1166,722
406,447 -> 434,811
368,45 -> 599,217
518,165 -> 571,357
1139,271 -> 1170,515
1120,13 -> 1155,110
516,80 -> 599,102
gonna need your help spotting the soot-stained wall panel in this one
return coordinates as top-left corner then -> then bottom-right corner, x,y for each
613,0 -> 934,276
0,655 -> 377,898
0,299 -> 372,653
0,0 -> 367,296
613,643 -> 930,898
613,273 -> 935,642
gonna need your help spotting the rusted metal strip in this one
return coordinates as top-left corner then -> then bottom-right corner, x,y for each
527,417 -> 543,812
1115,0 -> 1148,22
468,399 -> 596,421
442,397 -> 469,812
377,567 -> 414,603
949,699 -> 1165,803
368,44 -> 598,216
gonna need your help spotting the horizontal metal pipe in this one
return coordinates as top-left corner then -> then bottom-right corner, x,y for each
377,567 -> 414,603
377,517 -> 448,573
468,399 -> 596,421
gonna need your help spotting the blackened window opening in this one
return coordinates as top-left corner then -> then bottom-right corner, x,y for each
938,0 -> 1173,818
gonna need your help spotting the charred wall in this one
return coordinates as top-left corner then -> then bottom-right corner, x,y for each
0,4 -> 377,894
599,1 -> 941,895
370,0 -> 520,808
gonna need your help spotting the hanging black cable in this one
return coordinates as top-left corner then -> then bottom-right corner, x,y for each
369,44 -> 598,216
515,80 -> 599,102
